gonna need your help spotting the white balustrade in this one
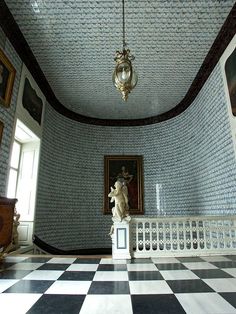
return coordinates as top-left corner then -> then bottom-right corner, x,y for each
130,216 -> 236,258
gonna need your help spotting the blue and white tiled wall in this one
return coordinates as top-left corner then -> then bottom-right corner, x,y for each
35,63 -> 236,250
0,25 -> 235,250
0,28 -> 22,195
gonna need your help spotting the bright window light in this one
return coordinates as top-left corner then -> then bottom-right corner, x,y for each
10,141 -> 21,169
7,169 -> 18,198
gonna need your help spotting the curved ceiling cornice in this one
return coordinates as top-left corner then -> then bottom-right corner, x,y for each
0,1 -> 236,126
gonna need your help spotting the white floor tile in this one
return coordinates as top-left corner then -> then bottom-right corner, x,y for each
127,263 -> 158,271
93,271 -> 128,281
0,279 -> 19,292
7,263 -> 44,271
201,256 -> 231,262
4,256 -> 28,263
100,258 -> 127,264
183,262 -> 217,270
0,293 -> 42,314
129,280 -> 173,294
203,278 -> 236,292
80,295 -> 133,314
152,257 -> 180,264
176,292 -> 236,314
45,280 -> 91,294
222,268 -> 236,277
47,257 -> 77,264
160,270 -> 199,280
22,270 -> 64,280
67,264 -> 98,271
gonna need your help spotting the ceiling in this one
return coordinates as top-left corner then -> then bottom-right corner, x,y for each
2,0 -> 236,122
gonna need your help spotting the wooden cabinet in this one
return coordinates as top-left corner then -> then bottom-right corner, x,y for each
0,197 -> 18,258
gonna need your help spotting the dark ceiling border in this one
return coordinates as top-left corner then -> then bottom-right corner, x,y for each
0,1 -> 236,126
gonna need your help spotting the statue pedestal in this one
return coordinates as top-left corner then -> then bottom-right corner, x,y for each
111,218 -> 131,259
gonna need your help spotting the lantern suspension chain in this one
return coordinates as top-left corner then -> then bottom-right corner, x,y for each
122,0 -> 126,49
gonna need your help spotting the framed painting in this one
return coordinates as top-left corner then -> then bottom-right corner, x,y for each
22,77 -> 43,125
0,48 -> 16,107
104,155 -> 143,215
225,47 -> 236,116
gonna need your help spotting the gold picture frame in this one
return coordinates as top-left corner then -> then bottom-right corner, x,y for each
104,155 -> 143,215
0,120 -> 3,146
0,48 -> 16,107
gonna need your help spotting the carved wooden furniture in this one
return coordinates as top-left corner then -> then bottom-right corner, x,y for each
0,197 -> 18,258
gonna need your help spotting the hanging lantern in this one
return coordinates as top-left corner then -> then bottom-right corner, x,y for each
112,0 -> 138,101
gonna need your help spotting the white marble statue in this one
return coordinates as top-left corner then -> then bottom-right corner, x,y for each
108,180 -> 130,222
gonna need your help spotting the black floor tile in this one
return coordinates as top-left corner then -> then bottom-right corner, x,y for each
127,258 -> 153,264
58,271 -> 95,281
88,281 -> 130,294
192,269 -> 233,279
37,263 -> 70,271
177,257 -> 204,262
220,292 -> 236,308
26,294 -> 85,314
73,258 -> 101,264
0,262 -> 15,271
23,257 -> 51,263
97,264 -> 127,271
156,263 -> 187,270
131,294 -> 186,314
224,255 -> 236,261
3,280 -> 54,293
210,261 -> 236,268
167,279 -> 214,293
128,271 -> 164,281
0,269 -> 33,279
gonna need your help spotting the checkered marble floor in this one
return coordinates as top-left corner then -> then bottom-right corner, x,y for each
1,255 -> 236,313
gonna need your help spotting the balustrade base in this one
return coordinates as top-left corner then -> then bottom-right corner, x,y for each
113,252 -> 131,259
111,218 -> 131,260
132,250 -> 236,258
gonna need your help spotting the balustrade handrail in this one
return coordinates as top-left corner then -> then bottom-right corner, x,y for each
131,215 -> 236,222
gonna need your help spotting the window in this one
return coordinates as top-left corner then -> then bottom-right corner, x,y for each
7,140 -> 21,198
